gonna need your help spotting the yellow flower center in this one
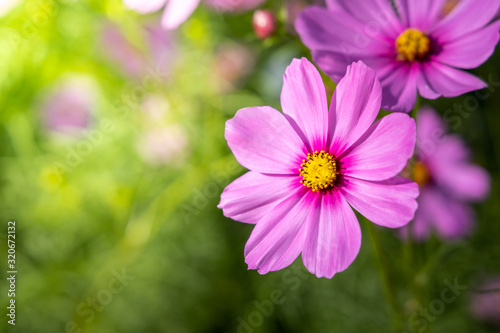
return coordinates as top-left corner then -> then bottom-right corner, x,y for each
413,161 -> 430,186
299,150 -> 338,192
396,29 -> 431,62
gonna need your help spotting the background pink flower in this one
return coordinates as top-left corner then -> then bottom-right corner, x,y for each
212,42 -> 255,93
41,77 -> 96,137
471,277 -> 500,326
296,0 -> 500,112
123,0 -> 266,30
404,106 -> 490,241
204,0 -> 266,12
137,125 -> 190,166
218,58 -> 418,278
101,21 -> 175,79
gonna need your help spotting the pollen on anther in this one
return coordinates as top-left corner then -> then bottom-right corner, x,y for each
299,150 -> 338,192
396,28 -> 431,62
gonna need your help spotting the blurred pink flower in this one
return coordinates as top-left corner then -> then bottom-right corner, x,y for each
252,9 -> 276,39
42,77 -> 96,136
213,42 -> 255,93
137,125 -> 189,166
204,0 -> 266,12
140,94 -> 172,122
123,0 -> 266,30
296,0 -> 500,112
101,22 -> 175,79
218,58 -> 418,278
404,107 -> 490,241
285,1 -> 307,36
471,277 -> 500,326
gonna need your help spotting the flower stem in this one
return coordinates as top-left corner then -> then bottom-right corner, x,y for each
365,220 -> 405,331
410,95 -> 422,119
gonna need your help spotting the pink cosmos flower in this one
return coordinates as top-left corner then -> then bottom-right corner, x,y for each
123,0 -> 266,30
218,58 -> 419,278
295,0 -> 500,112
404,107 -> 490,240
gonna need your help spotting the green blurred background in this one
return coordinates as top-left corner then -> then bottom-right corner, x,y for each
0,0 -> 499,332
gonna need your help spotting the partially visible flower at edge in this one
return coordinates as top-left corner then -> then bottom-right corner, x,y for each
295,0 -> 500,112
123,0 -> 266,30
218,58 -> 418,278
471,277 -> 500,326
402,106 -> 490,241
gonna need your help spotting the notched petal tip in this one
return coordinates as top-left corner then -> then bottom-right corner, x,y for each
346,60 -> 378,78
328,60 -> 383,155
285,57 -> 322,77
281,56 -> 329,151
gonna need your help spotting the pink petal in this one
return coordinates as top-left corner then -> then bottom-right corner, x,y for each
311,50 -> 352,82
244,187 -> 312,274
422,62 -> 487,98
380,62 -> 419,112
417,67 -> 441,100
225,106 -> 306,175
430,0 -> 500,42
162,0 -> 201,30
415,106 -> 447,158
218,172 -> 299,224
301,190 -> 361,279
313,50 -> 395,86
436,21 -> 500,69
340,176 -> 419,228
417,186 -> 475,240
295,6 -> 396,85
123,0 -> 167,13
281,58 -> 328,152
340,113 -> 416,181
403,187 -> 434,241
328,61 -> 383,156
424,133 -> 475,176
325,0 -> 402,37
435,163 -> 491,202
397,0 -> 447,31
295,6 -> 394,57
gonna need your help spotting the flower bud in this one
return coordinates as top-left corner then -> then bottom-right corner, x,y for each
252,9 -> 276,39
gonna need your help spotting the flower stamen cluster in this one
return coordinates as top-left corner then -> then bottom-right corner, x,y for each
299,150 -> 337,192
413,161 -> 430,186
396,29 -> 431,62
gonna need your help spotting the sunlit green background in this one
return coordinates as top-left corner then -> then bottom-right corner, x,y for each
1,0 -> 499,332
